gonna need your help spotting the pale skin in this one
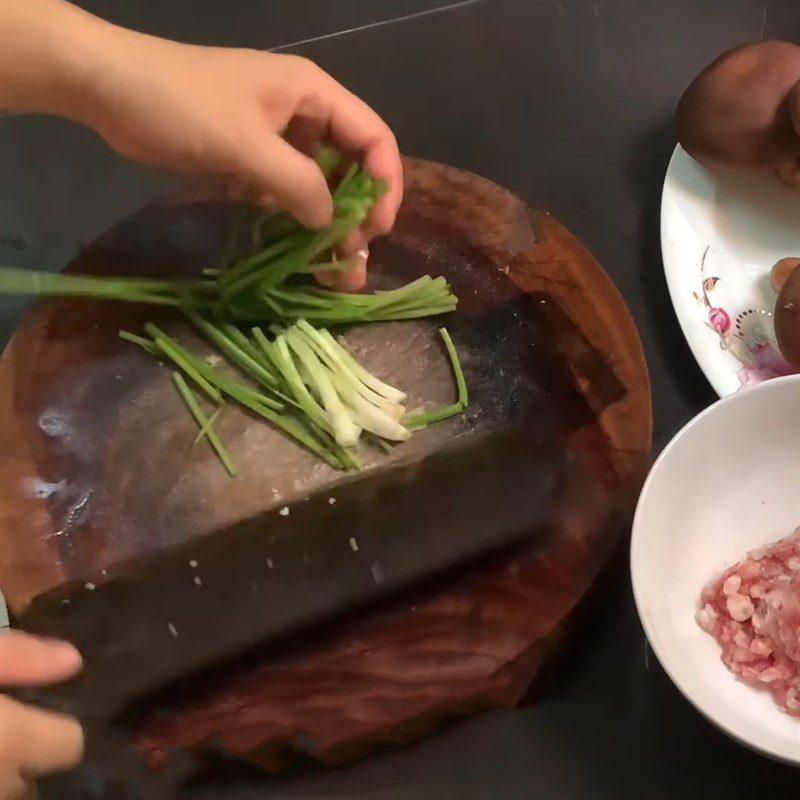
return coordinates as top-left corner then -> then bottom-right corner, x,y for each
0,633 -> 84,799
0,1 -> 403,796
0,0 -> 403,288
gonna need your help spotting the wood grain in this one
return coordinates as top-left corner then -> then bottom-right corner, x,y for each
0,158 -> 652,780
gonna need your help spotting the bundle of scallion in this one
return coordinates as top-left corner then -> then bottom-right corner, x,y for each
121,315 -> 468,475
0,148 -> 467,473
0,156 -> 457,325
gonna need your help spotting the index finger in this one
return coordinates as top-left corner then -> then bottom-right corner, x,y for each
361,136 -> 404,241
0,632 -> 83,687
301,76 -> 403,237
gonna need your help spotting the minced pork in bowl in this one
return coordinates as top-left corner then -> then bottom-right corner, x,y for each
631,374 -> 800,764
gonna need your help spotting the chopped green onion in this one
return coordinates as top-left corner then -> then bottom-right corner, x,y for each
440,327 -> 468,408
183,310 -> 283,396
283,331 -> 361,447
144,323 -> 223,404
172,372 -> 237,477
328,370 -> 411,442
270,334 -> 333,435
297,321 -> 406,405
119,330 -> 159,356
405,328 -> 468,430
192,406 -> 222,446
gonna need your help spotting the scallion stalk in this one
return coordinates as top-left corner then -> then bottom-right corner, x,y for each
172,372 -> 237,477
144,323 -> 223,404
283,331 -> 361,447
405,328 -> 468,430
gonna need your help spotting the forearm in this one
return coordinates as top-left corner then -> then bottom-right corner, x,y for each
0,0 -> 126,123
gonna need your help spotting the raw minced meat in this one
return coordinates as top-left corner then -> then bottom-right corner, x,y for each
696,528 -> 800,717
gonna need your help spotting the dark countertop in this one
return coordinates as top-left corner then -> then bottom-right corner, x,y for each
1,1 -> 797,797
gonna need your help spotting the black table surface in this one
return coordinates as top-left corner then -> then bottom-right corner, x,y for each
1,1 -> 797,797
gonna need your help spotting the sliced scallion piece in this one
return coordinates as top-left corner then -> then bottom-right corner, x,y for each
171,372 -> 237,477
144,323 -> 223,405
405,328 -> 468,430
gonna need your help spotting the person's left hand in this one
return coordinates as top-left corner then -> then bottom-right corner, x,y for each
0,632 -> 84,800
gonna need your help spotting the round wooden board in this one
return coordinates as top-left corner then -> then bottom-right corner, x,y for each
0,158 -> 652,780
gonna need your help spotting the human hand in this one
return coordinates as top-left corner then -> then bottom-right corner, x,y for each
81,35 -> 402,290
0,632 -> 84,800
0,1 -> 402,290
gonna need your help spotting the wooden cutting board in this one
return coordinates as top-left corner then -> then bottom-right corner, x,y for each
0,159 -> 652,793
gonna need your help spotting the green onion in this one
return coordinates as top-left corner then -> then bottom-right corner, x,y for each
0,154 -> 457,327
282,331 -> 361,447
146,326 -> 284,412
119,330 -> 159,356
441,327 -> 468,408
291,324 -> 404,420
171,372 -> 237,477
182,310 -> 283,396
270,334 -> 334,436
405,328 -> 468,430
119,316 -> 467,475
144,323 -> 223,404
4,148 -> 469,475
162,334 -> 347,468
328,369 -> 411,442
192,407 -> 222,446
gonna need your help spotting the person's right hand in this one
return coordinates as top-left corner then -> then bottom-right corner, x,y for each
0,1 -> 403,291
80,40 -> 403,290
0,632 -> 84,800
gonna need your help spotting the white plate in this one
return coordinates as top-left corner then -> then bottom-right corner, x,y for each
631,374 -> 800,764
661,146 -> 800,397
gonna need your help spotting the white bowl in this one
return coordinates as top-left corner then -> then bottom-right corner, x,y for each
632,374 -> 800,764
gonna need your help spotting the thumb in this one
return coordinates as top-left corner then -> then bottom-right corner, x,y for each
0,632 -> 83,687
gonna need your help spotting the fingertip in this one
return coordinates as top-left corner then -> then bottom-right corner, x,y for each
3,696 -> 87,775
364,138 -> 404,216
0,632 -> 83,685
62,715 -> 87,766
367,198 -> 397,238
45,639 -> 83,676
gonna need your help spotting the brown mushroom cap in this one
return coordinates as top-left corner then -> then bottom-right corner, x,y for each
676,41 -> 800,170
774,261 -> 800,370
771,257 -> 800,293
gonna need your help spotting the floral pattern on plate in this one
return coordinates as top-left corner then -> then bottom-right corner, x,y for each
662,146 -> 800,397
694,246 -> 795,391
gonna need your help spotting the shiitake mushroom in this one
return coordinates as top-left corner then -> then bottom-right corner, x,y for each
676,41 -> 800,188
773,258 -> 800,369
771,257 -> 800,293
